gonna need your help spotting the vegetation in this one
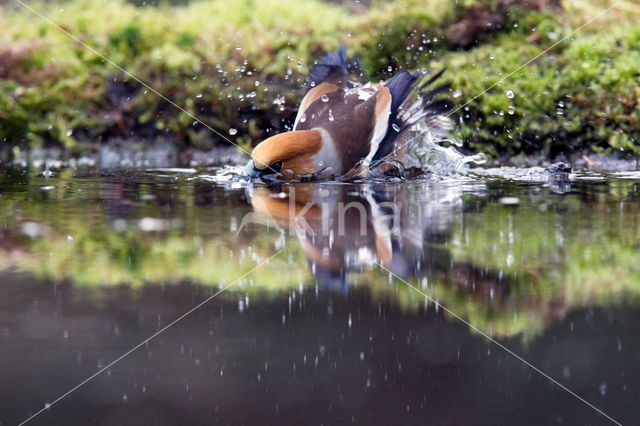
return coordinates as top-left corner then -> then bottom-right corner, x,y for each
1,0 -> 639,159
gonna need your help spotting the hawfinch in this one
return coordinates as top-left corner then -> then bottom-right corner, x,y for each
246,46 -> 452,180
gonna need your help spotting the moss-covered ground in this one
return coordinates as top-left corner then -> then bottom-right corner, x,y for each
1,0 -> 639,160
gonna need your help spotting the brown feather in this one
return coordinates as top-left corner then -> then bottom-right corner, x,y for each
295,82 -> 340,127
375,87 -> 391,120
297,88 -> 388,174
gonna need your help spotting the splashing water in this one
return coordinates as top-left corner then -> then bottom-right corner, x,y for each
399,118 -> 487,176
195,165 -> 250,186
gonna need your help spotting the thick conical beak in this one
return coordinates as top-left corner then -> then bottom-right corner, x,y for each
245,159 -> 256,177
244,159 -> 264,178
244,159 -> 282,178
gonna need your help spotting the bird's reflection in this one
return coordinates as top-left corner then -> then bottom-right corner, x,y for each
246,182 -> 496,294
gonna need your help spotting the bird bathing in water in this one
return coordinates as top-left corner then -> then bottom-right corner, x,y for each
245,45 -> 453,180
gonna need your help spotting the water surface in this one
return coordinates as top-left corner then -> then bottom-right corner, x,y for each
1,166 -> 639,425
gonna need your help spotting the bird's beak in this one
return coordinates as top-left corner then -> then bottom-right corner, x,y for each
245,159 -> 260,178
245,159 -> 282,178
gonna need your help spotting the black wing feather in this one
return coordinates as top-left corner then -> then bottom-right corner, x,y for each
372,69 -> 451,162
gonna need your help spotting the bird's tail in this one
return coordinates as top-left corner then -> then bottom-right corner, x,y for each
305,45 -> 361,92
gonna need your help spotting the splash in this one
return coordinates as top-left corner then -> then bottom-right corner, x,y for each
403,119 -> 487,175
192,165 -> 252,188
369,118 -> 487,179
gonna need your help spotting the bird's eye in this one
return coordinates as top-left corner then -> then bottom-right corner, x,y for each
268,161 -> 282,173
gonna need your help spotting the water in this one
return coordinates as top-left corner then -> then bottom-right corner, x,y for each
1,165 -> 639,424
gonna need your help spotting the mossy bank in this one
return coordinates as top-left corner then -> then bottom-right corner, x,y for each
1,0 -> 639,160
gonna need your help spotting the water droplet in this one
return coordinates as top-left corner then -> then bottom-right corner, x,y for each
228,128 -> 237,136
392,123 -> 400,132
453,90 -> 462,98
66,129 -> 73,137
328,110 -> 334,121
321,94 -> 329,103
498,197 -> 520,205
508,105 -> 515,115
299,113 -> 306,123
599,383 -> 607,396
505,90 -> 515,99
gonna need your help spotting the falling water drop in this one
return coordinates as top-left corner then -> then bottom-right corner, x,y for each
599,383 -> 607,396
229,128 -> 238,136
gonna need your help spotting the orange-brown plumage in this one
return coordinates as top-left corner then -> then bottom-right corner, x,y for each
251,129 -> 322,175
246,46 -> 452,180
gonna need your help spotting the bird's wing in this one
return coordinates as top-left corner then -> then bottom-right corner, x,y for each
372,70 -> 453,163
296,85 -> 392,175
293,81 -> 342,130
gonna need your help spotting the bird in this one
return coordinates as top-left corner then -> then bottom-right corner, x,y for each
246,46 -> 453,180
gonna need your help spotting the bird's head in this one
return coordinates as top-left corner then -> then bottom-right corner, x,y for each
246,130 -> 324,179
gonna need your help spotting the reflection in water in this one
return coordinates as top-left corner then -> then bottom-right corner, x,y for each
247,182 -> 487,294
1,167 -> 640,424
2,168 -> 640,338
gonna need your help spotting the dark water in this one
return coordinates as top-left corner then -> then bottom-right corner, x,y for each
1,166 -> 639,425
